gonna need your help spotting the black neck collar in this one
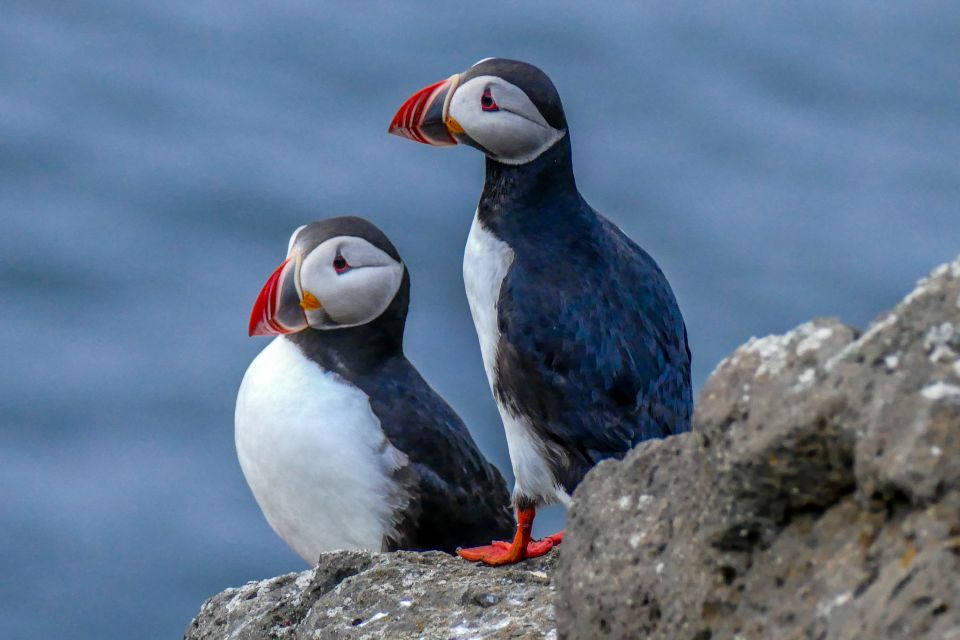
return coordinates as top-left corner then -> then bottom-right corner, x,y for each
286,271 -> 409,379
478,135 -> 579,225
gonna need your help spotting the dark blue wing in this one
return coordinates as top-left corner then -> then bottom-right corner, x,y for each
493,205 -> 692,492
355,358 -> 514,552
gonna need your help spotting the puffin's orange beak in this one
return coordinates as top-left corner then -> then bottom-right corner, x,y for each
388,74 -> 461,146
248,256 -> 309,336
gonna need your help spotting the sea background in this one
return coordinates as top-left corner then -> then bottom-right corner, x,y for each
2,1 -> 958,637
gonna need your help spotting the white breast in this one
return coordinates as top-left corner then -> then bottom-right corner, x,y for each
463,213 -> 514,390
234,337 -> 408,563
463,213 -> 569,506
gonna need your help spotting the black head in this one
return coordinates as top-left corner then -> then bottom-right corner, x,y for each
460,58 -> 566,131
289,216 -> 402,264
249,216 -> 408,337
389,58 -> 568,165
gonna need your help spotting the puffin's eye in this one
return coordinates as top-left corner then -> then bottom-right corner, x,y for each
480,88 -> 499,112
332,254 -> 350,274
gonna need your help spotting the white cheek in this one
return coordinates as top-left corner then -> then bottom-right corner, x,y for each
459,110 -> 565,165
316,265 -> 403,327
449,78 -> 565,165
487,114 -> 552,157
448,86 -> 478,130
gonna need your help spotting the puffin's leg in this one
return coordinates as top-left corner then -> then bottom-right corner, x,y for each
457,508 -> 556,565
493,529 -> 562,550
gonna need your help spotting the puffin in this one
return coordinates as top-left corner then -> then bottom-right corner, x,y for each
389,58 -> 692,565
236,216 -> 514,563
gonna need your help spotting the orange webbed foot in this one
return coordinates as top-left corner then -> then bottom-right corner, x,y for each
457,540 -> 528,565
457,509 -> 563,566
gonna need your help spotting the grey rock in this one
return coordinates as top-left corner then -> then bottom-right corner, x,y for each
828,260 -> 960,506
184,550 -> 557,640
557,256 -> 960,640
698,318 -> 860,550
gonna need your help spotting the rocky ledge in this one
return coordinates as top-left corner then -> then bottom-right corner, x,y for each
184,550 -> 557,640
187,257 -> 959,640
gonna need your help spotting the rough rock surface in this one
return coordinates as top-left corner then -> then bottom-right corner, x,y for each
184,550 -> 556,639
557,256 -> 960,640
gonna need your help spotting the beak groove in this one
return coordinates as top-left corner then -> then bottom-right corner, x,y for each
388,75 -> 460,146
248,257 -> 308,336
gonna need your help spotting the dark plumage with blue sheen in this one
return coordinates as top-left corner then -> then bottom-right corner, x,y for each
481,135 -> 692,496
354,357 -> 516,551
389,58 -> 692,564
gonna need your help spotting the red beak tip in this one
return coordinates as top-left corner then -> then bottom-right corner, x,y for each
389,77 -> 458,146
248,314 -> 268,337
248,256 -> 295,338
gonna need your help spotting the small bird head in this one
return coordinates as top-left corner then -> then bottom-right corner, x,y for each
389,58 -> 567,165
248,217 -> 406,336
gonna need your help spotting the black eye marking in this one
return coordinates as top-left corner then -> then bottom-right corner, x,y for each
481,87 -> 499,112
333,254 -> 351,274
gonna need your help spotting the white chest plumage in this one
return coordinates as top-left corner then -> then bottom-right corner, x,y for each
463,213 -> 514,390
463,212 -> 569,506
234,337 -> 408,563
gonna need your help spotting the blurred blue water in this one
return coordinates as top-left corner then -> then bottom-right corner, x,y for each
1,1 -> 958,637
